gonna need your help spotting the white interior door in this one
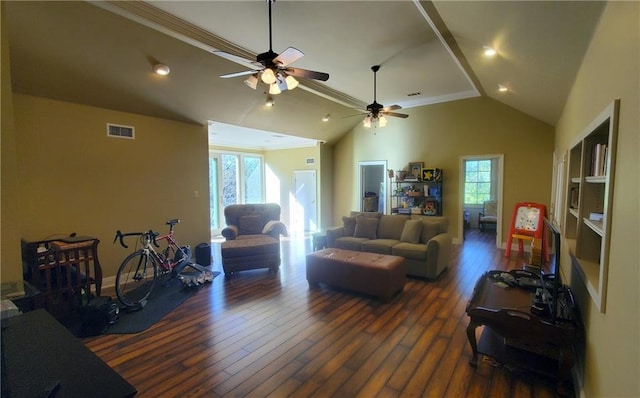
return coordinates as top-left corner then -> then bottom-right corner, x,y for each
293,170 -> 317,234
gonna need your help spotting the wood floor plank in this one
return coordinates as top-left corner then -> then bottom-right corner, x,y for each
82,230 -> 570,397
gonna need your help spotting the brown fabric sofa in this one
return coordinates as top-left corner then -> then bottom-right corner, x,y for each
325,212 -> 451,279
220,203 -> 288,275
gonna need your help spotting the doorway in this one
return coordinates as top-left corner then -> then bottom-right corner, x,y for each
359,161 -> 387,214
459,155 -> 504,248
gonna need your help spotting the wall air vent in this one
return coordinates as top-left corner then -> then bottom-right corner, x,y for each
306,158 -> 315,165
107,123 -> 135,139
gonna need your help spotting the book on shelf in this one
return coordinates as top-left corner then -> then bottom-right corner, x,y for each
591,143 -> 608,177
570,188 -> 579,208
589,212 -> 604,221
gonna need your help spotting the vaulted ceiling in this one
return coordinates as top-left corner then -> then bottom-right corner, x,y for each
5,1 -> 606,149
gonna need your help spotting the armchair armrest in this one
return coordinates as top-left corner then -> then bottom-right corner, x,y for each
263,220 -> 288,240
221,225 -> 238,240
325,226 -> 345,248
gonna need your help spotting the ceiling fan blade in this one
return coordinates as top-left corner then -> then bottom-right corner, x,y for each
220,70 -> 260,79
285,67 -> 330,81
342,112 -> 368,119
212,50 -> 263,70
384,104 -> 402,111
382,111 -> 409,119
274,47 -> 304,67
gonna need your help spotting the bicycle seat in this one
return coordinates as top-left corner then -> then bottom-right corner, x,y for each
166,219 -> 180,226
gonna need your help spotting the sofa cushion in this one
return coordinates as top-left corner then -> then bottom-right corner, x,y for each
361,239 -> 400,255
400,219 -> 423,244
412,216 -> 448,244
392,242 -> 428,261
354,215 -> 379,239
334,236 -> 370,251
377,214 -> 409,240
238,215 -> 264,235
342,216 -> 356,236
221,235 -> 279,258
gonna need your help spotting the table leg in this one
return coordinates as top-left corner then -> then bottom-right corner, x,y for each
466,320 -> 480,367
556,345 -> 575,395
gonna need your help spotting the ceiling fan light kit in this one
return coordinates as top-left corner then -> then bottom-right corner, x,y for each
284,75 -> 299,90
268,83 -> 281,95
244,74 -> 258,89
217,0 -> 329,95
261,68 -> 277,84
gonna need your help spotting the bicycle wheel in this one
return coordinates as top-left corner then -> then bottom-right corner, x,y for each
115,251 -> 158,308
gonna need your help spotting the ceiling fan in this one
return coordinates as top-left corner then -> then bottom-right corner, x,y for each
214,0 -> 329,95
359,65 -> 409,128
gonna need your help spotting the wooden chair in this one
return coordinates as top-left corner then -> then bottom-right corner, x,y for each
478,200 -> 498,230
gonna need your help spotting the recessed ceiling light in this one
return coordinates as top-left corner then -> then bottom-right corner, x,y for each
483,46 -> 497,57
498,84 -> 508,92
153,64 -> 170,76
322,114 -> 330,122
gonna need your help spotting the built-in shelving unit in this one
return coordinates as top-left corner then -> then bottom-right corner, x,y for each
564,99 -> 619,313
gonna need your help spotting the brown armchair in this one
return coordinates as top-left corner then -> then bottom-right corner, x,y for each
220,203 -> 288,275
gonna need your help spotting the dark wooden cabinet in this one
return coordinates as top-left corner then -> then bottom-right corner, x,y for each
466,272 -> 578,394
21,237 -> 102,319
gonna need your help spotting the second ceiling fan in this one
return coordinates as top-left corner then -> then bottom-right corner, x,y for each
360,65 -> 408,128
215,0 -> 329,95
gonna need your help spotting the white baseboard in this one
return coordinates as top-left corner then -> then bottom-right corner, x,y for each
102,275 -> 116,290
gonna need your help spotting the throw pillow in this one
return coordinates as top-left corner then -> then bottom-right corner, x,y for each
354,215 -> 379,239
400,219 -> 423,244
342,216 -> 356,236
238,215 -> 264,235
420,219 -> 442,243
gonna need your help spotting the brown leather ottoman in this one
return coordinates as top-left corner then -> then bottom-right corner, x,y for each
306,248 -> 406,301
221,235 -> 280,275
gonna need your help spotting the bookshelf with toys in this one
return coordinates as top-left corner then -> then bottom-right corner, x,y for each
391,166 -> 443,216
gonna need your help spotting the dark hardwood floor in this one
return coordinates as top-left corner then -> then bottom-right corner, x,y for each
84,229 -> 568,397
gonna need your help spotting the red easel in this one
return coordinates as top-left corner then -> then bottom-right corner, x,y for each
505,202 -> 548,262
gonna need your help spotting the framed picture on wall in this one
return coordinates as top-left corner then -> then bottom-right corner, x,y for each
409,162 -> 424,180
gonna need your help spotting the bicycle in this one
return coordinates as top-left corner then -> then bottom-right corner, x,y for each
113,219 -> 212,310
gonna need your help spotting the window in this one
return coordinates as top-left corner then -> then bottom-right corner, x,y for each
243,155 -> 263,204
209,151 -> 265,234
464,159 -> 492,205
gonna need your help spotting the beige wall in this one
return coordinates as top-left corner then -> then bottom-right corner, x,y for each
555,2 -> 639,396
264,145 -> 322,232
332,96 -> 555,245
13,94 -> 210,279
1,2 -> 23,294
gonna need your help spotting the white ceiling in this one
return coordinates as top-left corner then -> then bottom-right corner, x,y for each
5,1 -> 606,150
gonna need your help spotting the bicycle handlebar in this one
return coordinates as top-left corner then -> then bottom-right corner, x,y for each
113,230 -> 160,248
114,219 -> 179,248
